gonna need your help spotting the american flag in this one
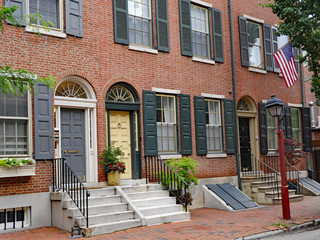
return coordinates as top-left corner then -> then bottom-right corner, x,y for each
273,43 -> 298,87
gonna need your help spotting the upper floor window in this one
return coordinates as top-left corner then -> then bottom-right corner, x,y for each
247,21 -> 263,67
128,0 -> 151,47
291,108 -> 302,145
205,99 -> 222,152
29,0 -> 60,29
267,110 -> 278,150
0,91 -> 29,156
156,95 -> 177,153
191,5 -> 209,58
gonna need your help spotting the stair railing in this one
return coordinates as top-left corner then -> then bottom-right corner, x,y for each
52,158 -> 90,228
145,155 -> 189,212
241,154 -> 281,198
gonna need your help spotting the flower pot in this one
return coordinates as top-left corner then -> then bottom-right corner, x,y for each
107,171 -> 121,186
288,183 -> 297,190
0,165 -> 36,178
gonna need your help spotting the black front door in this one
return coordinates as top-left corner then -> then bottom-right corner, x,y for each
239,118 -> 252,171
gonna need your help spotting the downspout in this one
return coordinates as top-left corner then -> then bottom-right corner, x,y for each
300,61 -> 305,107
228,0 -> 241,189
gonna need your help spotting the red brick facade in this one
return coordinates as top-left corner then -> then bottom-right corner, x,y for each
0,0 -> 307,196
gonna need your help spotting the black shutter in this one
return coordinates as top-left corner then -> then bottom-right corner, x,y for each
224,99 -> 235,154
5,0 -> 26,26
180,95 -> 192,155
263,24 -> 273,71
302,107 -> 312,152
212,8 -> 224,63
293,48 -> 300,76
156,0 -> 170,52
113,0 -> 129,45
143,91 -> 158,156
272,27 -> 280,73
279,107 -> 286,131
194,96 -> 207,155
34,83 -> 53,160
238,16 -> 249,67
179,0 -> 192,56
285,106 -> 292,139
66,0 -> 83,37
258,103 -> 268,154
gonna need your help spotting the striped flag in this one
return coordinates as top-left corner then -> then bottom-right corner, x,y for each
273,43 -> 298,87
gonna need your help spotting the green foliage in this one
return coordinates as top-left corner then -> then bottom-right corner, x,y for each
100,143 -> 126,173
0,158 -> 35,168
260,0 -> 320,104
0,6 -> 56,96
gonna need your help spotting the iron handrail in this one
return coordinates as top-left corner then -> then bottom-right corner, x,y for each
52,158 -> 90,228
145,155 -> 189,211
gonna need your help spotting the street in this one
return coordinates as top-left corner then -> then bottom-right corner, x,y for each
261,225 -> 320,240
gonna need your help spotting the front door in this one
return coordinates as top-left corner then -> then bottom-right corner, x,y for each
109,111 -> 132,179
61,108 -> 86,181
239,118 -> 252,172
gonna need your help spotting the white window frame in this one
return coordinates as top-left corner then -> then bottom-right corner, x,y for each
266,110 -> 278,151
0,91 -> 32,157
25,0 -> 66,38
128,0 -> 152,48
205,99 -> 223,153
156,94 -> 177,154
291,108 -> 302,147
247,21 -> 263,68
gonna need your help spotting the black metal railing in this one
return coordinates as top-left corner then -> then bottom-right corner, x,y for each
264,154 -> 303,194
52,158 -> 90,228
241,154 -> 281,198
145,155 -> 189,212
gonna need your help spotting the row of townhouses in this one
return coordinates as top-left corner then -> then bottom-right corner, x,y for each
0,0 -> 314,235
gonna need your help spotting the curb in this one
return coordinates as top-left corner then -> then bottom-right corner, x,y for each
234,218 -> 320,240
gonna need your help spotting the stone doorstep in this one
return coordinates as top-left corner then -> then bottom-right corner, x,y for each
272,194 -> 304,204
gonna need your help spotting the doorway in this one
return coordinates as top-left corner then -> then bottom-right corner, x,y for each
239,118 -> 252,172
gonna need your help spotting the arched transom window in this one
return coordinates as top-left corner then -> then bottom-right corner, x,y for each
106,86 -> 135,103
55,81 -> 87,99
237,99 -> 250,111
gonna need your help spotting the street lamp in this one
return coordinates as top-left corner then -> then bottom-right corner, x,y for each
265,95 -> 291,220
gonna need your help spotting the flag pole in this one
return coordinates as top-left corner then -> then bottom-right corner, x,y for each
253,41 -> 291,69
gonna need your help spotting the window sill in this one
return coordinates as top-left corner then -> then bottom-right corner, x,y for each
248,67 -> 267,74
25,26 -> 66,38
206,153 -> 227,158
159,154 -> 182,160
0,165 -> 36,178
192,56 -> 215,65
128,45 -> 158,54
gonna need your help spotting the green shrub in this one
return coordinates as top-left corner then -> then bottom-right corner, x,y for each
0,158 -> 35,167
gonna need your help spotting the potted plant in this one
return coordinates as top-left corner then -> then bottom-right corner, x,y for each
287,178 -> 298,190
100,143 -> 125,186
0,158 -> 36,178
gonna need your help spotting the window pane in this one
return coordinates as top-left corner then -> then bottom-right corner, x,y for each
249,45 -> 262,67
248,22 -> 261,45
128,1 -> 135,15
135,17 -> 142,31
143,33 -> 150,46
136,3 -> 142,17
129,29 -> 135,42
136,31 -> 143,44
196,7 -> 200,18
129,15 -> 134,29
142,19 -> 149,32
143,4 -> 149,18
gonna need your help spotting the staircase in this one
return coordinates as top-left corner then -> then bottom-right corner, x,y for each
51,183 -> 190,237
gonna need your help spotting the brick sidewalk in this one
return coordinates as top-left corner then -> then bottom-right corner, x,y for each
1,196 -> 320,240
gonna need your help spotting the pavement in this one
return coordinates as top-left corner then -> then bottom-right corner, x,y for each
1,196 -> 320,240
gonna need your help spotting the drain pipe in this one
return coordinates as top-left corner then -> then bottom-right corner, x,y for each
228,0 -> 241,190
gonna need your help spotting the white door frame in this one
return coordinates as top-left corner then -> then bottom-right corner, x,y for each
54,77 -> 98,183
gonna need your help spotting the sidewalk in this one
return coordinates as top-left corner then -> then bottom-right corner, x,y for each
1,196 -> 320,240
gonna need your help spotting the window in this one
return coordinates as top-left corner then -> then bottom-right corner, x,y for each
247,21 -> 263,67
278,35 -> 288,49
128,0 -> 151,47
29,0 -> 60,29
0,91 -> 29,156
0,207 -> 30,230
291,108 -> 302,145
191,5 -> 209,58
205,100 -> 222,152
156,95 -> 177,153
267,111 -> 278,150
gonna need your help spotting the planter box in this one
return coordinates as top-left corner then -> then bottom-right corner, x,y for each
0,165 -> 36,178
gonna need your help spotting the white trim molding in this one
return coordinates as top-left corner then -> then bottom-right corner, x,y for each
25,26 -> 66,38
152,87 -> 181,94
201,93 -> 225,99
191,0 -> 212,8
206,153 -> 227,158
192,56 -> 215,65
243,14 -> 264,23
288,103 -> 303,108
159,154 -> 182,160
249,67 -> 267,74
129,45 -> 158,54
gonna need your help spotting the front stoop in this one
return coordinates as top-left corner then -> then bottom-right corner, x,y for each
51,183 -> 190,237
241,176 -> 304,205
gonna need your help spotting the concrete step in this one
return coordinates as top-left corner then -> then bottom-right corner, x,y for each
272,194 -> 304,204
126,190 -> 169,200
84,219 -> 142,237
87,187 -> 116,197
62,195 -> 122,208
252,180 -> 281,188
67,203 -> 128,217
133,196 -> 177,208
121,184 -> 163,193
144,211 -> 190,226
75,211 -> 135,226
138,204 -> 183,216
265,189 -> 297,199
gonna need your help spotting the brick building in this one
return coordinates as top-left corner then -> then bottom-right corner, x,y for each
0,0 -> 312,232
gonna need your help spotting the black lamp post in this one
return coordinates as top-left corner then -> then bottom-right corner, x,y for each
265,95 -> 291,220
